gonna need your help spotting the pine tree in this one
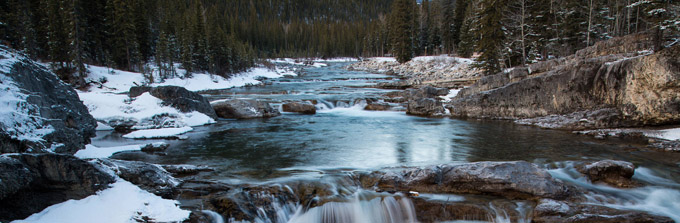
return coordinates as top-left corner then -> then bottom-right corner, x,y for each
476,0 -> 506,74
390,0 -> 415,63
452,0 -> 469,48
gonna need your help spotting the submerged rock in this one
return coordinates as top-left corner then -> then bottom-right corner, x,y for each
282,102 -> 316,114
450,33 -> 680,130
0,153 -> 114,221
212,99 -> 281,119
129,85 -> 217,119
0,46 -> 97,154
362,161 -> 571,200
364,102 -> 392,111
577,160 -> 638,188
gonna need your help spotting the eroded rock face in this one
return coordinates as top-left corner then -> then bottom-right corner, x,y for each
129,85 -> 217,119
0,47 -> 97,154
450,34 -> 680,130
212,99 -> 281,119
577,160 -> 637,188
282,102 -> 316,114
364,102 -> 392,111
361,161 -> 571,200
0,154 -> 114,221
405,86 -> 448,116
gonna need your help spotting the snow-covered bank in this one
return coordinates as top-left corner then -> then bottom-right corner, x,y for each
79,64 -> 296,136
13,180 -> 190,223
74,144 -> 148,159
347,55 -> 478,81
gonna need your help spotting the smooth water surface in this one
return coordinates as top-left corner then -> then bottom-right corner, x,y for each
94,62 -> 680,184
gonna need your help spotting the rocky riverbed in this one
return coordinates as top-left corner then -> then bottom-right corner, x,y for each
3,43 -> 680,223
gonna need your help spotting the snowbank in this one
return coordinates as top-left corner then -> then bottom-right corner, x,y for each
0,49 -> 54,143
79,92 -> 215,130
14,180 -> 190,223
74,144 -> 148,159
440,89 -> 462,102
346,55 -> 479,84
123,127 -> 193,139
645,128 -> 680,141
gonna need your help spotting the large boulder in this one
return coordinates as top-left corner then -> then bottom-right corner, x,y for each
129,85 -> 217,119
212,99 -> 281,119
282,102 -> 316,114
361,161 -> 571,200
0,46 -> 97,154
577,160 -> 637,188
405,86 -> 448,116
450,34 -> 680,130
0,153 -> 114,221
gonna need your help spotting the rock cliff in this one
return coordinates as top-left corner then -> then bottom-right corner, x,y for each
450,34 -> 680,130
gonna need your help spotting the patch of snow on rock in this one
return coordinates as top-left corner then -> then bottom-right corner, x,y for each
14,180 -> 190,223
0,48 -> 54,143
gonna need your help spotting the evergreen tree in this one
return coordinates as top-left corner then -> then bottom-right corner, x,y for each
476,0 -> 506,74
390,0 -> 415,63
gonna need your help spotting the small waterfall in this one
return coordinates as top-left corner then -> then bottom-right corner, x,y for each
201,210 -> 224,223
486,200 -> 533,223
286,191 -> 416,223
547,162 -> 680,222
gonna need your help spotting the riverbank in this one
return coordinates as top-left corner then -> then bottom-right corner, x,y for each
346,55 -> 481,88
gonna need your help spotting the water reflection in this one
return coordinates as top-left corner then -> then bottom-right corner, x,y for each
93,62 -> 680,183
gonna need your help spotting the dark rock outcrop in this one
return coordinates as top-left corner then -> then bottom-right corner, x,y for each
282,102 -> 316,114
0,47 -> 97,154
577,160 -> 638,188
450,34 -> 680,130
95,159 -> 178,197
129,85 -> 217,119
212,99 -> 281,119
361,161 -> 571,200
405,86 -> 448,116
0,153 -> 114,221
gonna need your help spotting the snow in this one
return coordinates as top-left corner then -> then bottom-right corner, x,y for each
370,57 -> 398,63
0,47 -> 55,144
440,89 -> 462,102
74,144 -> 149,159
96,122 -> 114,131
79,92 -> 214,130
13,180 -> 190,223
645,128 -> 680,141
122,127 -> 193,139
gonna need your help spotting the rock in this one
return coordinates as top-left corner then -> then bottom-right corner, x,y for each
411,198 -> 489,222
128,86 -> 152,98
450,34 -> 680,130
95,159 -> 179,197
282,102 -> 316,114
403,86 -> 448,116
404,86 -> 449,100
0,47 -> 97,154
0,153 -> 114,221
577,160 -> 638,188
161,164 -> 215,176
364,102 -> 392,111
212,99 -> 281,119
140,142 -> 170,153
130,85 -> 217,119
407,98 -> 445,116
362,161 -> 571,200
533,203 -> 675,223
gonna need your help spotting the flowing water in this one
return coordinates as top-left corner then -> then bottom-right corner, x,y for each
93,62 -> 680,222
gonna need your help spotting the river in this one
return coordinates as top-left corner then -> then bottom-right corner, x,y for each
93,62 -> 680,222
